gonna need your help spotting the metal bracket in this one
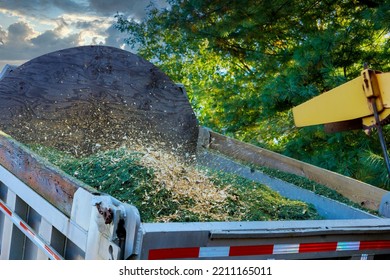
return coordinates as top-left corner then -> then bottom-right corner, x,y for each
362,69 -> 384,112
361,68 -> 390,178
379,192 -> 390,217
362,69 -> 382,98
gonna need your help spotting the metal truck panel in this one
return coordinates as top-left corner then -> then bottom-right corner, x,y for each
0,164 -> 87,250
0,160 -> 141,260
139,219 -> 390,260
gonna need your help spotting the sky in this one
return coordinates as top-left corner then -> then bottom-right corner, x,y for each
0,0 -> 167,70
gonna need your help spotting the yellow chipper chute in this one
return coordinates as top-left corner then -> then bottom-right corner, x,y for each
292,68 -> 390,176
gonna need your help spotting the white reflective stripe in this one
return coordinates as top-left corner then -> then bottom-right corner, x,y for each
199,247 -> 230,257
0,165 -> 87,251
273,244 -> 300,254
337,241 -> 360,251
0,197 -> 64,260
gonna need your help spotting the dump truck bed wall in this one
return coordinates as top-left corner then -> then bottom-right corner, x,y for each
198,150 -> 378,219
198,128 -> 388,213
1,128 -> 390,259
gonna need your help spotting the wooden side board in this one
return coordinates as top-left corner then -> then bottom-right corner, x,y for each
0,131 -> 95,216
206,129 -> 388,211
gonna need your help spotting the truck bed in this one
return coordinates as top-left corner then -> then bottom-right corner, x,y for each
1,128 -> 390,260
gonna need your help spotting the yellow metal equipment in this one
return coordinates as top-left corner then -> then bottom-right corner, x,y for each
293,69 -> 390,132
292,68 -> 390,176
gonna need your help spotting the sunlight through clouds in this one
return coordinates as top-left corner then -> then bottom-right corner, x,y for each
0,0 -> 167,69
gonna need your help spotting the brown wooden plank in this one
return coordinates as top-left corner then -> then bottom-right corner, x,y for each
0,46 -> 198,158
208,130 -> 387,211
0,130 -> 96,216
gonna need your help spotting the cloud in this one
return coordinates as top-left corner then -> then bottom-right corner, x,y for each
74,18 -> 105,30
0,22 -> 35,60
0,24 -> 5,42
104,23 -> 127,48
0,0 -> 167,19
7,21 -> 35,43
0,19 -> 132,70
88,0 -> 167,18
30,29 -> 82,51
88,0 -> 147,17
0,0 -> 168,70
0,0 -> 87,16
0,20 -> 81,62
51,0 -> 88,13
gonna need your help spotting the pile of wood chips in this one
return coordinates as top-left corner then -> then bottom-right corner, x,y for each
29,138 -> 321,222
128,142 -> 239,222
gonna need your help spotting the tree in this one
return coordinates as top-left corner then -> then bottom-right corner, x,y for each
116,0 -> 390,188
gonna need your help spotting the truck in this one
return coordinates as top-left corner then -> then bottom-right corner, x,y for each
1,45 -> 390,260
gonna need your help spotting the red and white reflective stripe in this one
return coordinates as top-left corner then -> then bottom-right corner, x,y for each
0,199 -> 63,260
148,240 -> 390,260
